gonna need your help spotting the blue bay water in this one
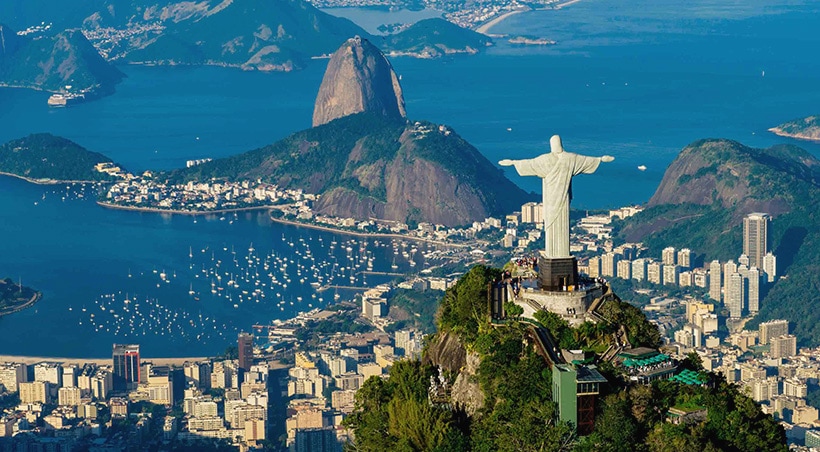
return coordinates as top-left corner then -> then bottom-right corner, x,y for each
0,0 -> 819,356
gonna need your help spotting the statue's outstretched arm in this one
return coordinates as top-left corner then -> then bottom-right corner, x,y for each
601,155 -> 615,162
499,159 -> 516,166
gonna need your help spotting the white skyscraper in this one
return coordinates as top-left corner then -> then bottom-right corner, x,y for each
747,267 -> 761,313
763,252 -> 777,283
726,272 -> 745,318
709,260 -> 722,302
744,213 -> 770,270
723,260 -> 737,301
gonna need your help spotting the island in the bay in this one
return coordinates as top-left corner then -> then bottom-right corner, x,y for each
0,278 -> 41,317
0,23 -> 124,104
769,115 -> 820,142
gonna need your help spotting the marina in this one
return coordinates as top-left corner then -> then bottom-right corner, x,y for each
0,177 -> 444,357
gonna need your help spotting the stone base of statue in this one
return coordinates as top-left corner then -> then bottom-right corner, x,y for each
512,283 -> 604,327
537,254 -> 578,292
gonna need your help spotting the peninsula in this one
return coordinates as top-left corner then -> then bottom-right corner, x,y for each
0,278 -> 41,317
769,115 -> 820,142
0,134 -> 127,184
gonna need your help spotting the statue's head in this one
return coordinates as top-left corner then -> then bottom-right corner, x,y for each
550,135 -> 564,154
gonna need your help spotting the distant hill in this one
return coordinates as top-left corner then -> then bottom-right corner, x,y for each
0,23 -> 124,95
1,1 -> 492,72
619,138 -> 820,345
381,18 -> 492,58
769,115 -> 820,142
81,0 -> 368,71
0,134 -> 119,183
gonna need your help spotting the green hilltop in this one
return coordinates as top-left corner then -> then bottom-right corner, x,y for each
618,138 -> 820,345
0,134 -> 120,182
75,0 -> 492,70
380,18 -> 493,58
769,115 -> 820,142
168,112 -> 530,227
0,24 -> 124,94
344,265 -> 786,451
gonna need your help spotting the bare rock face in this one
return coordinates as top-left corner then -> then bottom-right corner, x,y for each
450,351 -> 485,417
312,36 -> 406,127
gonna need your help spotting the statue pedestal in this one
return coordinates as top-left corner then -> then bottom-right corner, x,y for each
538,254 -> 578,291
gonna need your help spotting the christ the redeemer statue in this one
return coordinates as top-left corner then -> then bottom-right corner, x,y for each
500,135 -> 614,259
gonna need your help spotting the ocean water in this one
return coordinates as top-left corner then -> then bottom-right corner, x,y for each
0,0 -> 819,357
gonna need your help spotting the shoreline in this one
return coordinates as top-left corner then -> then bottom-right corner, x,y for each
475,9 -> 527,34
768,127 -> 820,143
0,355 -> 208,366
0,291 -> 42,317
96,201 -> 285,216
475,0 -> 584,34
0,171 -> 107,186
0,355 -> 293,369
269,215 -> 467,248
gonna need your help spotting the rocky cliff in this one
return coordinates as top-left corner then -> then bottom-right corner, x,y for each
312,36 -> 406,127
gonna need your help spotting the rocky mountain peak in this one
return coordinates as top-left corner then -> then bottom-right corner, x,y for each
312,36 -> 406,127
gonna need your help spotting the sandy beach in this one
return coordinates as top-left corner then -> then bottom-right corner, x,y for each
476,9 -> 527,34
475,0 -> 584,35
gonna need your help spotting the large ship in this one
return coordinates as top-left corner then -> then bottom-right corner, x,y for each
47,92 -> 86,107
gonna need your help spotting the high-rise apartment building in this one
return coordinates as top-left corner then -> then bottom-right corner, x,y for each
0,362 -> 26,393
520,202 -> 542,224
763,252 -> 777,283
33,362 -> 62,388
58,387 -> 82,406
113,344 -> 141,390
770,335 -> 797,359
759,320 -> 789,345
647,261 -> 663,284
662,247 -> 677,266
726,272 -> 745,318
587,256 -> 601,278
744,212 -> 770,270
709,260 -> 722,302
747,267 -> 761,313
723,260 -> 737,301
601,252 -> 620,278
677,248 -> 691,269
617,260 -> 632,280
631,259 -> 647,282
19,381 -> 48,404
662,265 -> 679,286
238,332 -> 254,372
